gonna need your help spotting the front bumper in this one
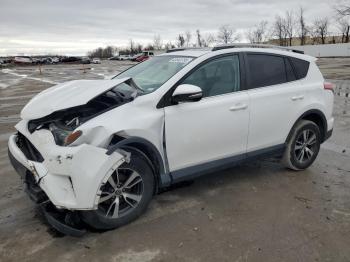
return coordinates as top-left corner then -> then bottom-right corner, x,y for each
8,148 -> 48,203
8,120 -> 125,210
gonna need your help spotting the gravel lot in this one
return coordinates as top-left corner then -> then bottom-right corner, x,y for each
0,59 -> 349,262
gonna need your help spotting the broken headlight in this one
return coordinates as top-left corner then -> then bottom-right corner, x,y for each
49,124 -> 82,146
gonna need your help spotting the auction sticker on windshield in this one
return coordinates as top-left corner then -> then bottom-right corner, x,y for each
169,57 -> 192,64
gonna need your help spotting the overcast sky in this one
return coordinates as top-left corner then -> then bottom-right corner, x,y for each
0,0 -> 338,56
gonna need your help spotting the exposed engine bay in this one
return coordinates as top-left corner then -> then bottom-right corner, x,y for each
27,80 -> 141,146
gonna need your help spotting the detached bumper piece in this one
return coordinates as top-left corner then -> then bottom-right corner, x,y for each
8,148 -> 87,237
41,203 -> 86,237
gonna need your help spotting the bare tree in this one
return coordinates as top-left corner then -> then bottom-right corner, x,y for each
135,43 -> 143,53
177,34 -> 185,47
144,43 -> 155,51
298,7 -> 308,45
285,11 -> 295,46
87,46 -> 116,58
338,18 -> 350,43
185,31 -> 192,47
313,18 -> 329,44
335,0 -> 350,16
217,25 -> 234,44
273,15 -> 288,46
202,33 -> 216,47
256,21 -> 268,43
334,1 -> 350,43
247,20 -> 268,43
164,41 -> 176,50
103,46 -> 115,58
129,39 -> 135,54
153,34 -> 162,50
196,29 -> 203,47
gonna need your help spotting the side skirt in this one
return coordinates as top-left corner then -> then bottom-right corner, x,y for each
169,144 -> 285,184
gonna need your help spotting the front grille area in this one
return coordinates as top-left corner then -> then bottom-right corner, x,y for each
16,132 -> 44,162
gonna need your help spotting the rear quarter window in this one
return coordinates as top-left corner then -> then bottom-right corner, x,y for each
290,57 -> 310,79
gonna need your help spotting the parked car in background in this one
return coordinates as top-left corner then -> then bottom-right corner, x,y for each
119,55 -> 132,60
130,53 -> 143,61
61,56 -> 82,63
81,57 -> 91,64
1,58 -> 12,64
0,59 -> 4,65
31,58 -> 41,64
41,57 -> 54,64
51,57 -> 60,64
92,58 -> 101,64
135,51 -> 154,62
13,56 -> 32,64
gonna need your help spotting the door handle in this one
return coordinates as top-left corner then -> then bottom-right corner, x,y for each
291,95 -> 304,101
229,103 -> 248,111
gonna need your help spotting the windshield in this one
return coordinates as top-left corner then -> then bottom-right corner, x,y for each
114,56 -> 194,93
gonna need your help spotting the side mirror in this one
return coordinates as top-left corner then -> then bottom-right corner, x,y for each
172,84 -> 203,103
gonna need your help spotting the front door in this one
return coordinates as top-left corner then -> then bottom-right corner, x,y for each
164,55 -> 250,172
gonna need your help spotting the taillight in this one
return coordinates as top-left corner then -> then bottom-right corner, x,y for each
324,82 -> 335,93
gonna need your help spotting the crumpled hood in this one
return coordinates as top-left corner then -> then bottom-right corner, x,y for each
21,78 -> 129,120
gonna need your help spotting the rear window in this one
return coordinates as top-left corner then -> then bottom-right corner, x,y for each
290,57 -> 310,79
247,54 -> 287,88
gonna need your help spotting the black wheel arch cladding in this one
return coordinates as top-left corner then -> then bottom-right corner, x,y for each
107,135 -> 170,192
286,109 -> 327,143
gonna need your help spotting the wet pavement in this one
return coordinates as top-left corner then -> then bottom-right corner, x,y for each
0,59 -> 349,262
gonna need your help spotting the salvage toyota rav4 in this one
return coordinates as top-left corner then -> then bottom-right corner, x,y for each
8,44 -> 334,235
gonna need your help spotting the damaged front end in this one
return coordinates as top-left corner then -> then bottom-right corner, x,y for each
27,78 -> 141,146
9,124 -> 126,235
8,78 -> 141,236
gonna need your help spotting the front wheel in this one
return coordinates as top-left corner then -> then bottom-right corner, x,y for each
80,151 -> 154,230
282,120 -> 321,170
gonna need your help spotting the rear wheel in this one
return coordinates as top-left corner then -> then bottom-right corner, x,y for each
282,120 -> 321,170
80,151 -> 154,230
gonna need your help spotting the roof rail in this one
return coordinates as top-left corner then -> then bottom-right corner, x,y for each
166,47 -> 210,53
166,48 -> 186,53
212,43 -> 304,54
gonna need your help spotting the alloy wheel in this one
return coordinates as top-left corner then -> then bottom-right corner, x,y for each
294,129 -> 317,163
98,168 -> 144,218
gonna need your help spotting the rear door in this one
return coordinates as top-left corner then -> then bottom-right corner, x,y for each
245,53 -> 307,152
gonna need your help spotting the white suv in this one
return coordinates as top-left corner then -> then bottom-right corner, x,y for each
8,44 -> 334,235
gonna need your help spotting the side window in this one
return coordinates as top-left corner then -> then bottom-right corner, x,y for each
182,55 -> 240,97
290,57 -> 310,79
247,54 -> 287,88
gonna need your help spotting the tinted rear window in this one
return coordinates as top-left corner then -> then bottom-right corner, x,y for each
290,57 -> 309,79
247,54 -> 287,88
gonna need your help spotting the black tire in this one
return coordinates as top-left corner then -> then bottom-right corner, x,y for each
282,120 -> 321,170
80,150 -> 154,230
